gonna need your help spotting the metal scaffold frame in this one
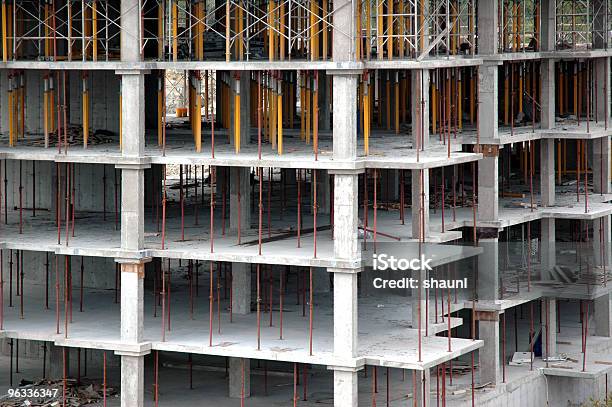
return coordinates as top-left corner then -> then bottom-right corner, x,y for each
357,0 -> 476,60
142,0 -> 348,61
555,0 -> 607,49
498,0 -> 541,53
6,0 -> 121,61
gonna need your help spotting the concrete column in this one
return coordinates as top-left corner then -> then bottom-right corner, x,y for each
478,153 -> 499,221
332,75 -> 358,160
231,263 -> 251,314
333,271 -> 358,358
411,169 -> 429,239
319,73 -> 331,131
49,344 -> 68,379
540,0 -> 556,52
414,369 -> 431,407
119,74 -> 146,156
333,369 -> 358,407
120,168 -> 144,251
411,70 -> 429,149
593,216 -> 611,269
119,261 -> 145,343
541,219 -> 556,278
594,58 -> 610,121
478,238 -> 499,301
479,316 -> 500,385
477,0 -> 498,54
540,60 -> 556,130
121,355 -> 144,407
593,137 -> 611,194
540,139 -> 556,206
541,298 -> 558,358
228,357 -> 250,398
332,174 -> 360,260
478,64 -> 499,140
594,293 -> 612,337
230,167 -> 251,232
411,265 -> 429,333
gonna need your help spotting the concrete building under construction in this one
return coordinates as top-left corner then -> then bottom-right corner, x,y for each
0,0 -> 611,406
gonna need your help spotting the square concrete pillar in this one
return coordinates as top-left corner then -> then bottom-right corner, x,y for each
595,58 -> 610,121
332,173 -> 360,261
120,168 -> 145,251
594,293 -> 612,337
411,265 -> 429,334
540,139 -> 556,206
231,263 -> 251,315
313,170 -> 331,214
119,261 -> 145,343
120,0 -> 141,62
540,0 -> 556,52
540,60 -> 556,130
332,271 -> 358,359
477,154 -> 499,222
593,216 -> 611,269
478,316 -> 500,385
228,357 -> 250,398
411,70 -> 429,149
414,369 -> 431,407
333,369 -> 358,407
541,298 -> 558,358
230,167 -> 251,233
411,169 -> 429,239
478,238 -> 499,301
121,355 -> 144,407
478,64 -> 499,141
332,75 -> 358,160
593,137 -> 611,194
541,219 -> 556,278
119,73 -> 145,157
477,0 -> 498,54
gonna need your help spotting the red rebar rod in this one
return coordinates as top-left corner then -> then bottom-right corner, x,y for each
293,363 -> 298,407
577,139 -> 581,202
237,170 -> 242,244
447,285 -> 451,352
314,71 -> 319,161
583,140 -> 588,213
18,161 -> 22,234
545,298 -> 550,368
161,262 -> 166,342
217,265 -> 221,333
65,163 -> 71,245
400,170 -> 405,224
330,175 -> 334,239
529,140 -> 534,211
55,256 -> 60,334
309,267 -> 314,355
154,351 -> 159,407
386,367 -> 390,407
586,60 -> 590,133
530,301 -> 534,370
583,301 -> 589,372
113,169 -> 118,230
527,221 -> 532,291
280,266 -> 284,339
313,170 -> 318,258
210,166 -> 215,253
64,256 -> 69,338
222,169 -> 226,236
268,267 -> 273,327
258,168 -> 263,254
103,166 -> 107,221
71,163 -> 75,237
441,167 -> 445,232
257,264 -> 261,350
209,262 -> 214,346
373,168 -> 377,252
62,347 -> 66,407
79,257 -> 84,312
268,168 -> 272,238
418,263 -> 422,362
0,250 -> 2,329
502,311 -> 506,382
258,72 -> 262,159
471,352 -> 475,407
297,169 -> 302,247
180,165 -> 185,240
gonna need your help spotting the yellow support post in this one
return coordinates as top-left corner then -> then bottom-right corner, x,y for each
2,0 -> 7,62
310,0 -> 317,60
280,1 -> 286,60
364,73 -> 370,155
158,75 -> 163,146
386,0 -> 392,60
172,1 -> 178,61
300,74 -> 305,141
44,75 -> 49,147
158,2 -> 164,59
305,74 -> 311,144
92,0 -> 98,61
8,75 -> 13,146
322,0 -> 328,59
